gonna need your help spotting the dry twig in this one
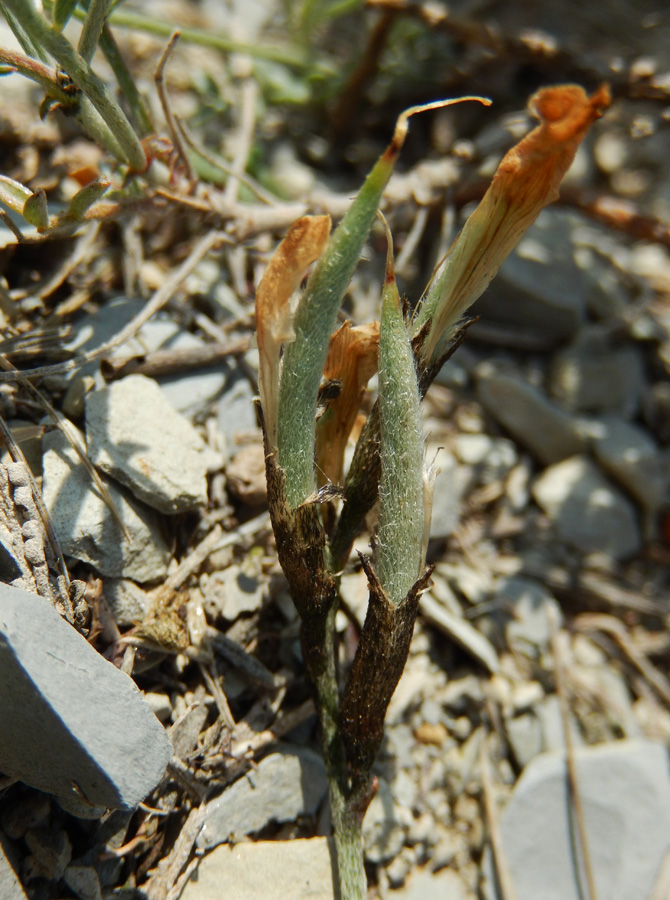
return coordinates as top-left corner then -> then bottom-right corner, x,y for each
480,730 -> 518,900
550,609 -> 599,900
154,31 -> 195,184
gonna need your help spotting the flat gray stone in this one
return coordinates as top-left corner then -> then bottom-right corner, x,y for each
363,777 -> 406,864
452,434 -> 517,479
482,740 -> 670,900
532,456 -> 641,560
200,564 -> 263,621
151,331 -> 228,421
476,365 -> 586,465
0,583 -> 172,811
66,298 -> 227,420
181,838 -> 336,900
549,333 -> 645,416
426,446 -> 467,540
103,578 -> 152,626
392,867 -> 470,900
505,713 -> 543,769
197,746 -> 327,849
498,577 -> 563,658
506,697 -> 583,770
86,375 -> 220,514
42,430 -> 169,583
474,209 -> 586,345
63,865 -> 102,900
215,370 -> 259,462
590,416 -> 668,513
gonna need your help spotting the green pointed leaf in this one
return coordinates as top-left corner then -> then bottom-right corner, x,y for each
375,224 -> 424,605
0,175 -> 33,215
66,178 -> 110,219
23,188 -> 49,229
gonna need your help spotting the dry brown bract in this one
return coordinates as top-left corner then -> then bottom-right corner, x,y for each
424,83 -> 611,359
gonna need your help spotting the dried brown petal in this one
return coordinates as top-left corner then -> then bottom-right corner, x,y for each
255,215 -> 331,448
315,320 -> 379,488
421,83 -> 611,360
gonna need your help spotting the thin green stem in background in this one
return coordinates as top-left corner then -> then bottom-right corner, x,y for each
0,4 -> 48,61
98,22 -> 153,136
73,0 -> 154,136
97,7 -> 324,72
77,0 -> 114,63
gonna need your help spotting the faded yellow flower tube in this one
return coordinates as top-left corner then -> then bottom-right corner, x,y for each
255,215 -> 331,450
416,83 -> 611,361
315,320 -> 379,489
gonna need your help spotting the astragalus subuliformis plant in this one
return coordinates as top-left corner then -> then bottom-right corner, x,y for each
255,84 -> 610,899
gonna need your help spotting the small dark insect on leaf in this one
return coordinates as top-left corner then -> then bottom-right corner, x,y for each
317,378 -> 342,407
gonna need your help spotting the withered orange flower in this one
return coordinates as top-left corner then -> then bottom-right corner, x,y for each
315,320 -> 380,488
420,83 -> 611,360
255,215 -> 331,449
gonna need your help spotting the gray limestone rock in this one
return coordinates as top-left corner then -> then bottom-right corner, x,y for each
474,210 -> 587,345
215,370 -> 259,462
476,365 -> 586,465
42,430 -> 170,583
426,446 -> 467,540
102,578 -> 152,627
482,740 -> 670,900
151,330 -> 229,421
85,375 -> 220,514
181,838 -> 336,900
505,713 -> 543,769
589,416 -> 668,514
200,564 -> 263,621
363,777 -> 407,864
392,867 -> 471,900
498,577 -> 563,658
65,298 -> 227,420
532,456 -> 641,560
0,583 -> 171,811
452,434 -> 517,481
197,746 -> 327,849
63,865 -> 102,900
548,333 -> 645,417
506,696 -> 583,770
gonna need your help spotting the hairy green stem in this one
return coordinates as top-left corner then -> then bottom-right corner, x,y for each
312,605 -> 366,900
0,47 -> 70,99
